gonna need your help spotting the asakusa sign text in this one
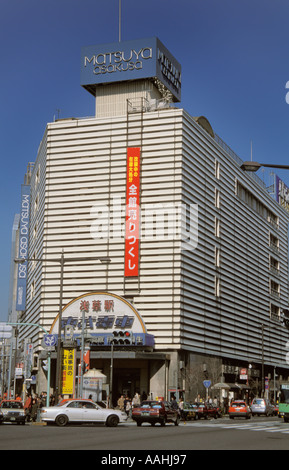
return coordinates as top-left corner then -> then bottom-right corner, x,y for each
81,37 -> 181,102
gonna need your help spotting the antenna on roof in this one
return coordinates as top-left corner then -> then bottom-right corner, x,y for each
119,0 -> 121,42
250,140 -> 253,161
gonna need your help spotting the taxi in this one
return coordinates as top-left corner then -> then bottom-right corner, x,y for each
0,400 -> 26,425
228,400 -> 251,419
132,400 -> 180,427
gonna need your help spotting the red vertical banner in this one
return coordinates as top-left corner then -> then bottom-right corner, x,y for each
125,147 -> 141,277
83,349 -> 90,372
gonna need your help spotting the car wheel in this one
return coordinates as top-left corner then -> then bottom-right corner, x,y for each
106,415 -> 119,427
55,414 -> 69,427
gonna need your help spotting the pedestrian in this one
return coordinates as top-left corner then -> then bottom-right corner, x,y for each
178,398 -> 184,419
117,394 -> 125,411
132,392 -> 140,408
40,392 -> 47,408
30,398 -> 39,422
125,398 -> 132,417
171,396 -> 179,411
24,394 -> 32,422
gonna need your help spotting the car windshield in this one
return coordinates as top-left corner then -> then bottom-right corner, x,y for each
140,401 -> 160,408
1,402 -> 22,409
232,403 -> 245,407
253,399 -> 264,405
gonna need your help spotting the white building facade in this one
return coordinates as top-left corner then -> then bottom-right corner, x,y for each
10,38 -> 289,402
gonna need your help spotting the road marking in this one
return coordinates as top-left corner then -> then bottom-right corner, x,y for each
180,419 -> 289,434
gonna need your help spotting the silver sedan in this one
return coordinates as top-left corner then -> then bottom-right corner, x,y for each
40,399 -> 128,427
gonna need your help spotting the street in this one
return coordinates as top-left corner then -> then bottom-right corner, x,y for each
1,416 -> 289,451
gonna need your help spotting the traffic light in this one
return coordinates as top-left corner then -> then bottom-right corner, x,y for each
112,330 -> 132,345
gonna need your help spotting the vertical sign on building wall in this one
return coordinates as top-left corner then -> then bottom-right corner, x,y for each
16,185 -> 31,311
125,148 -> 141,277
61,348 -> 76,396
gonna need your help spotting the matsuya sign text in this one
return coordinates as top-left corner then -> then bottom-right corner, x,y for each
81,37 -> 181,102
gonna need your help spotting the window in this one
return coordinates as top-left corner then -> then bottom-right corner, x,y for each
215,276 -> 220,297
33,224 -> 38,240
215,247 -> 220,267
215,218 -> 220,237
30,280 -> 36,300
269,256 -> 279,275
236,181 -> 278,225
35,166 -> 40,186
270,280 -> 280,298
270,233 -> 279,252
215,160 -> 220,180
34,194 -> 39,213
31,252 -> 37,271
270,304 -> 280,321
215,189 -> 220,209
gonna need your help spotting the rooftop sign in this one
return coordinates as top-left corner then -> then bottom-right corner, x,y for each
81,37 -> 181,102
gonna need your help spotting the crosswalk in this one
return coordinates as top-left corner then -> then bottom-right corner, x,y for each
124,417 -> 289,435
182,419 -> 289,435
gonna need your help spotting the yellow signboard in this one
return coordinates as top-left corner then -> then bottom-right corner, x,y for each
61,348 -> 75,395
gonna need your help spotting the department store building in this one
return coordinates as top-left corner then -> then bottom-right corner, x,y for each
9,37 -> 289,403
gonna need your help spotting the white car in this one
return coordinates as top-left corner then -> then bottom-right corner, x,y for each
40,399 -> 127,427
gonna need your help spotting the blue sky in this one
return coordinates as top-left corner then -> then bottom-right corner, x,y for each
1,0 -> 289,321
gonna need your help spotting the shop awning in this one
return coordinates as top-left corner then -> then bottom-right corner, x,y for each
211,382 -> 250,390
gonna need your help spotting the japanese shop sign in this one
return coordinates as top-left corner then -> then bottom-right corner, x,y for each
61,348 -> 75,395
49,292 -> 154,347
125,147 -> 141,277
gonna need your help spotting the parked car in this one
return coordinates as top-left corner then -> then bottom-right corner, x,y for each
0,400 -> 26,425
207,403 -> 221,419
193,403 -> 219,419
132,400 -> 180,427
251,398 -> 275,417
182,402 -> 197,421
40,398 -> 127,427
228,400 -> 252,420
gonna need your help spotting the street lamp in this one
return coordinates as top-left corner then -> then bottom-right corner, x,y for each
241,161 -> 289,172
15,253 -> 111,403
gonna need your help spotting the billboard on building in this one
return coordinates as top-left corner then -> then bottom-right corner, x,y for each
50,292 -> 154,347
61,348 -> 76,396
125,147 -> 141,277
16,184 -> 31,311
275,175 -> 289,212
81,37 -> 182,102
